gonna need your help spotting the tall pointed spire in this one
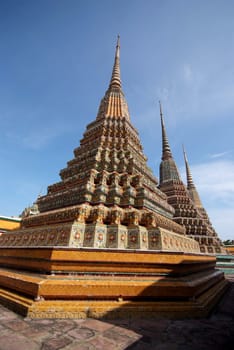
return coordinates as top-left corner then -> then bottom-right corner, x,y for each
182,146 -> 225,252
159,101 -> 173,161
183,145 -> 195,189
159,116 -> 225,254
109,35 -> 121,90
96,35 -> 130,120
35,37 -> 180,236
159,102 -> 181,184
183,145 -> 203,208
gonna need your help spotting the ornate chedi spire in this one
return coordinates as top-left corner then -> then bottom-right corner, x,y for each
159,107 -> 226,254
109,35 -> 121,89
15,36 -> 194,253
97,36 -> 130,120
159,102 -> 181,184
183,145 -> 203,208
182,146 -> 225,251
160,101 -> 172,161
35,37 -> 175,221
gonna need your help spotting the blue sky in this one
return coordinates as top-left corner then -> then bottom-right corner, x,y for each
1,0 -> 234,240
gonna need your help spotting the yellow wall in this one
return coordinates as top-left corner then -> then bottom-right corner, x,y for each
0,217 -> 21,231
226,246 -> 234,255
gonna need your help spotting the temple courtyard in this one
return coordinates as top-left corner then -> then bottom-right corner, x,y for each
0,274 -> 233,350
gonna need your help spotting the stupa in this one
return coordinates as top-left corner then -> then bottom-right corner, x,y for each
0,37 -> 228,318
159,103 -> 226,254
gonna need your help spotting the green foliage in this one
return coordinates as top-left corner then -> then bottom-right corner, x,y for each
223,239 -> 234,245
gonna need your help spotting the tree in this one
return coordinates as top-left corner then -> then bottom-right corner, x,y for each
223,239 -> 234,245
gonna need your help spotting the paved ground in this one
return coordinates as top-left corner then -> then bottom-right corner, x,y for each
0,275 -> 233,350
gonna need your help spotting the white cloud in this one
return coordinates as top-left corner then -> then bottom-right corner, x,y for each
151,58 -> 234,124
183,63 -> 193,82
209,151 -> 232,159
157,87 -> 170,101
208,208 -> 234,241
188,160 -> 234,205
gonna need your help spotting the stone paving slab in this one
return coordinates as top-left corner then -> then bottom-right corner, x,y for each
0,276 -> 233,350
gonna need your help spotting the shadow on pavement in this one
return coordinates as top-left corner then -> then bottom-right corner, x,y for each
105,276 -> 234,350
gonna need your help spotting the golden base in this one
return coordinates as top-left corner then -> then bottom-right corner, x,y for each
0,247 -> 216,274
0,248 -> 229,319
0,278 -> 228,319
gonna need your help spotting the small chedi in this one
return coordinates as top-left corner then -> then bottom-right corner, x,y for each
0,37 -> 228,319
159,103 -> 226,254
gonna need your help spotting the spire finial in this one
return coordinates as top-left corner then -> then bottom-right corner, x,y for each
159,102 -> 181,184
159,100 -> 163,117
117,34 -> 120,48
183,145 -> 195,189
159,101 -> 173,160
109,35 -> 121,89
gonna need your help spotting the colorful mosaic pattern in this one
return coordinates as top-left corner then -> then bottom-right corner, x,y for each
0,38 -> 201,255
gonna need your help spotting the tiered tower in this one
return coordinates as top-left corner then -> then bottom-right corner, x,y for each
159,103 -> 226,254
183,147 -> 226,253
37,37 -> 174,221
7,37 -> 194,252
0,38 -> 227,319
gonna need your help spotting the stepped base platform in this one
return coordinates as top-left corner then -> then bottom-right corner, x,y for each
216,254 -> 234,275
0,248 -> 229,319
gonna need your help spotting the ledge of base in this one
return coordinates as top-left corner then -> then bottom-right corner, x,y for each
0,278 -> 229,319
